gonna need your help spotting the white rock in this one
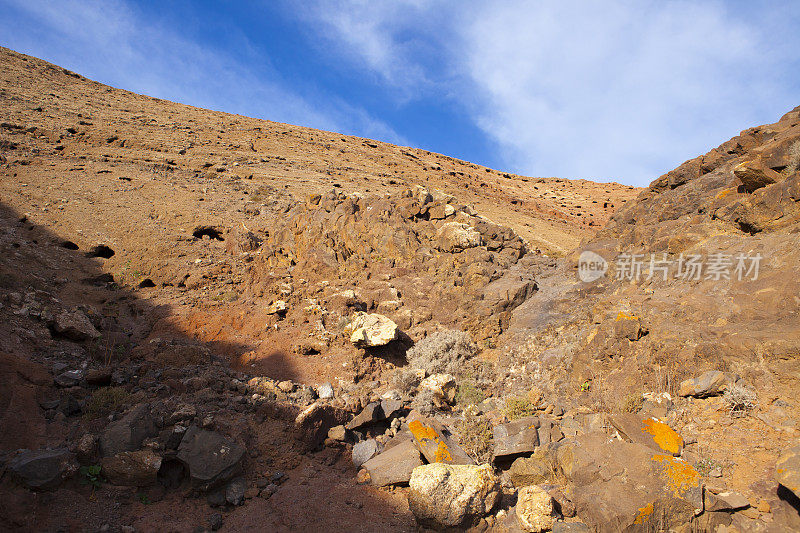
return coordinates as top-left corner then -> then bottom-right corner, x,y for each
515,485 -> 556,533
408,463 -> 500,528
347,312 -> 398,347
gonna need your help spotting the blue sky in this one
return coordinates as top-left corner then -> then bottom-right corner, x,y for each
0,1 -> 798,186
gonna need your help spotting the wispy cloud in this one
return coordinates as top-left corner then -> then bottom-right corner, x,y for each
0,0 -> 405,144
297,0 -> 800,185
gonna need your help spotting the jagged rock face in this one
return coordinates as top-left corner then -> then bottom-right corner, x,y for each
248,188 -> 532,340
507,106 -> 800,407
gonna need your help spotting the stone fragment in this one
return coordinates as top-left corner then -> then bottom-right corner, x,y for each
407,416 -> 474,465
493,416 -> 540,460
610,413 -> 684,456
678,370 -> 728,398
361,437 -> 423,487
101,449 -> 162,486
52,309 -> 100,341
7,448 -> 77,490
176,426 -> 245,491
419,373 -> 457,405
100,404 -> 158,457
436,222 -> 483,252
776,444 -> 800,498
352,439 -> 379,468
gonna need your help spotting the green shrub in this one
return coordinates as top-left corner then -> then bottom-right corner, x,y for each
504,395 -> 537,420
85,386 -> 130,419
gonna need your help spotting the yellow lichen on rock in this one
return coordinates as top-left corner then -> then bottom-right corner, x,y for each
653,454 -> 700,498
615,311 -> 638,321
633,502 -> 655,525
642,418 -> 684,455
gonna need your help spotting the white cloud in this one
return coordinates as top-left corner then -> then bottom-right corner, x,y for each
295,0 -> 800,185
0,0 -> 405,144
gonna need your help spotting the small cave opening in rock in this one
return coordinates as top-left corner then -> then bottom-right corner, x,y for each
85,244 -> 115,258
61,240 -> 79,250
157,458 -> 186,490
193,226 -> 224,241
138,278 -> 156,288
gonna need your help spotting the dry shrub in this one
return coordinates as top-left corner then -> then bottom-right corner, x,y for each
724,382 -> 757,417
85,386 -> 130,419
406,330 -> 478,376
456,414 -> 493,464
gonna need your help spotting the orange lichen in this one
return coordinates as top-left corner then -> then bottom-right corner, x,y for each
715,188 -> 735,200
633,502 -> 655,525
409,419 -> 453,463
642,418 -> 684,455
653,454 -> 700,498
615,311 -> 638,321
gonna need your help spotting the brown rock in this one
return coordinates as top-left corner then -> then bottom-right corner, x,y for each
101,449 -> 162,486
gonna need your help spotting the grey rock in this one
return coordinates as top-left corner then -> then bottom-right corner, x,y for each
225,477 -> 246,505
352,439 -> 380,468
7,448 -> 78,490
177,426 -> 245,491
54,370 -> 84,387
493,416 -> 540,460
705,490 -> 750,512
362,437 -> 423,486
209,513 -> 223,531
678,370 -> 728,398
100,404 -> 158,457
52,309 -> 100,341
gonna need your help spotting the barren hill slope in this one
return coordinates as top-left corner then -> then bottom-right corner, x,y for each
0,46 -> 637,258
2,44 -> 799,533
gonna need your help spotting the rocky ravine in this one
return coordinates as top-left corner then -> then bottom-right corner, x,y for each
1,46 -> 800,532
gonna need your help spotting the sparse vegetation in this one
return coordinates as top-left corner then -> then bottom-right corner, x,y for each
406,329 -> 478,376
391,367 -> 424,396
620,393 -> 644,413
456,413 -> 493,464
723,382 -> 757,417
79,464 -> 102,490
85,386 -> 130,419
504,395 -> 538,420
455,375 -> 484,407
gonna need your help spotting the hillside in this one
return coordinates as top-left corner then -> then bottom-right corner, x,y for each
1,45 -> 799,533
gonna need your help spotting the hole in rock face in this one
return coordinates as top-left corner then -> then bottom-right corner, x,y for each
138,278 -> 156,288
86,244 -> 115,258
192,226 -> 224,241
157,458 -> 186,489
61,240 -> 79,250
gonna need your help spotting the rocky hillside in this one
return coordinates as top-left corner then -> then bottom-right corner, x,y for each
1,44 -> 799,533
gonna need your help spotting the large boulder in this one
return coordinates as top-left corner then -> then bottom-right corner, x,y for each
7,448 -> 78,490
436,222 -> 483,252
100,403 -> 158,457
557,433 -> 703,530
176,426 -> 245,491
776,444 -> 800,498
408,463 -> 500,529
101,449 -> 162,486
347,312 -> 398,347
361,437 -> 423,486
516,485 -> 557,533
733,159 -> 782,192
52,309 -> 100,341
678,370 -> 728,398
493,416 -> 541,460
